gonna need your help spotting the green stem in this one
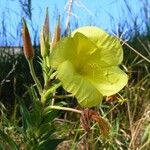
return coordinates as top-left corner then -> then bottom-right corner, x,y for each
28,59 -> 42,94
51,94 -> 73,99
44,67 -> 54,89
43,57 -> 47,84
45,105 -> 82,114
43,57 -> 50,88
140,139 -> 150,150
49,71 -> 56,79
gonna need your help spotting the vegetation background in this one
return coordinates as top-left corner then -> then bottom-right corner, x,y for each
0,0 -> 150,149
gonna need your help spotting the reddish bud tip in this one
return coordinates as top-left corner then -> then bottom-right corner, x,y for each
51,16 -> 61,49
44,8 -> 50,38
40,8 -> 50,57
22,18 -> 34,60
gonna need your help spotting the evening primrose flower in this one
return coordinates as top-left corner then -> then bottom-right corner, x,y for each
50,26 -> 128,107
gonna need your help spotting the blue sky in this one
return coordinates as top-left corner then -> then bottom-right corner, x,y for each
0,0 -> 145,46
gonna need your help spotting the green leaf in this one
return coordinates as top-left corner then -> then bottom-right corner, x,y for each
142,123 -> 150,144
16,96 -> 33,131
30,100 -> 42,127
0,144 -> 4,150
37,123 -> 55,141
57,60 -> 103,107
39,138 -> 63,150
24,83 -> 42,127
42,109 -> 58,124
0,130 -> 19,150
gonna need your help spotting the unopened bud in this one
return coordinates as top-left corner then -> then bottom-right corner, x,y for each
22,18 -> 34,60
44,8 -> 50,38
51,16 -> 60,49
40,8 -> 50,57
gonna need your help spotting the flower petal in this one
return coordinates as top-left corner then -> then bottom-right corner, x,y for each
50,37 -> 76,68
73,32 -> 97,55
72,32 -> 99,70
57,60 -> 103,107
84,66 -> 128,96
72,26 -> 123,66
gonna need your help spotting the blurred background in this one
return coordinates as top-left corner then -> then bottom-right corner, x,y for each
0,0 -> 149,46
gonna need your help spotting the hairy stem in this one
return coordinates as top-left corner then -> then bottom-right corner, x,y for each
46,105 -> 82,114
28,59 -> 42,94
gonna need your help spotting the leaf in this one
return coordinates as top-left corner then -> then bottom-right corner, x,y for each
57,60 -> 103,107
0,144 -> 5,150
42,109 -> 58,124
80,109 -> 110,137
26,86 -> 42,126
16,95 -> 33,131
39,138 -> 64,150
142,123 -> 150,144
0,130 -> 19,150
30,100 -> 42,127
37,123 -> 55,141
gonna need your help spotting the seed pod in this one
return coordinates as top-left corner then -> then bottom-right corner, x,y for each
22,18 -> 34,60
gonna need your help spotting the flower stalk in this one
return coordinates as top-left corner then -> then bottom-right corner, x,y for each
45,105 -> 82,114
28,59 -> 42,94
22,18 -> 42,94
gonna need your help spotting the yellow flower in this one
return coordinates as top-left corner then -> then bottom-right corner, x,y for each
50,26 -> 128,107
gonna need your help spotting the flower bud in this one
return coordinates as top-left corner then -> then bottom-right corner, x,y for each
22,18 -> 34,60
40,8 -> 50,57
51,16 -> 60,49
44,8 -> 50,38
